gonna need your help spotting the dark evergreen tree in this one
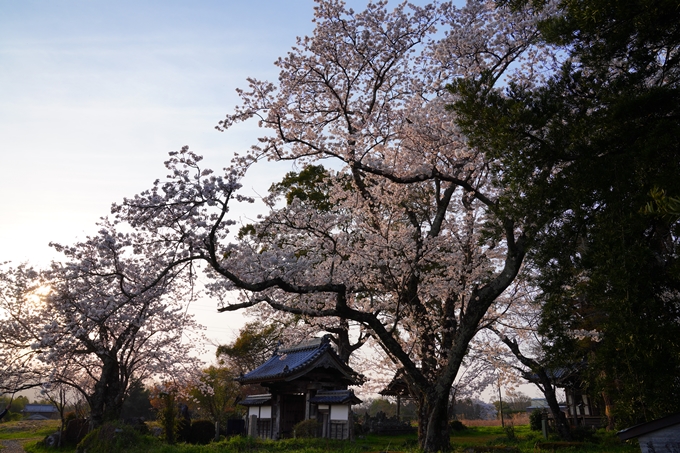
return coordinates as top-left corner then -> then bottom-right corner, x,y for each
449,0 -> 680,428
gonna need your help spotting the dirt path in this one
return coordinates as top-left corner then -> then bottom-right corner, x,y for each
0,439 -> 26,453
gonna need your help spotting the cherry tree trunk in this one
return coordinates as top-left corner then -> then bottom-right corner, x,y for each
88,357 -> 125,430
417,388 -> 452,452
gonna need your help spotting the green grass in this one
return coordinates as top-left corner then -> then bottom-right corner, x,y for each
448,425 -> 638,453
3,420 -> 639,453
0,419 -> 60,440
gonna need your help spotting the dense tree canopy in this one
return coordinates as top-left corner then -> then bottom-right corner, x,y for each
449,0 -> 680,428
216,321 -> 284,375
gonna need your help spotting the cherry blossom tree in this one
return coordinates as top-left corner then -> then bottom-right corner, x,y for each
0,264 -> 48,395
0,224 -> 205,429
114,1 -> 554,450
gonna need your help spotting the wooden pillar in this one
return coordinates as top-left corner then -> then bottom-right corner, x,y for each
274,394 -> 282,440
348,406 -> 354,441
248,414 -> 258,437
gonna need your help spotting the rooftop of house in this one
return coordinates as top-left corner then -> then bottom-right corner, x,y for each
618,412 -> 680,440
309,389 -> 362,405
237,335 -> 362,386
23,404 -> 58,413
523,362 -> 587,387
239,394 -> 273,406
239,389 -> 362,407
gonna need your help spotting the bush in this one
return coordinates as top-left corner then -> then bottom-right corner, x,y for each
223,434 -> 258,451
76,422 -> 150,453
156,393 -> 178,444
450,419 -> 467,432
593,428 -> 623,447
6,411 -> 22,422
529,410 -> 543,431
570,426 -> 597,442
190,419 -> 215,444
293,418 -> 320,438
176,417 -> 192,443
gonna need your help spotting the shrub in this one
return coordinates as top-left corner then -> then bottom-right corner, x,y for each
76,422 -> 150,453
156,393 -> 178,444
176,417 -> 192,443
593,427 -> 623,447
529,410 -> 543,431
6,411 -> 22,422
504,423 -> 517,441
293,418 -> 320,438
223,434 -> 258,452
570,426 -> 597,442
450,419 -> 467,432
190,419 -> 215,444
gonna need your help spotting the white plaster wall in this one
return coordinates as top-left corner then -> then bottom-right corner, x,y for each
330,405 -> 348,421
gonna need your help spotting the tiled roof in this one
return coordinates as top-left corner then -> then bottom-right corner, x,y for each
379,369 -> 412,397
523,362 -> 585,386
618,412 -> 680,440
309,390 -> 362,405
23,404 -> 58,413
239,394 -> 273,406
237,335 -> 360,385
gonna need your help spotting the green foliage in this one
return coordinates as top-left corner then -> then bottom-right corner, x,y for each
592,428 -> 623,448
453,399 -> 489,420
504,393 -> 532,413
156,391 -> 179,444
357,397 -> 417,420
292,418 -> 319,438
216,321 -> 283,375
450,419 -> 467,432
4,411 -> 22,422
189,419 -> 215,444
269,165 -> 335,211
450,0 -> 680,428
76,422 -> 152,453
493,400 -> 511,416
188,366 -> 243,428
0,395 -> 29,423
504,424 -> 516,442
364,398 -> 397,417
11,420 -> 636,453
177,417 -> 192,444
120,380 -> 155,420
529,410 -> 542,432
643,187 -> 680,222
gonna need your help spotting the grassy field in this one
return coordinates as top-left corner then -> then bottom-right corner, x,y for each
0,419 -> 60,449
0,419 -> 639,453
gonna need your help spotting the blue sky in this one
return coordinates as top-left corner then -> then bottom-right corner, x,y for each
0,0 -> 331,348
0,1 -> 322,265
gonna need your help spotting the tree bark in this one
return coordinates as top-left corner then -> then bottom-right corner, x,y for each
88,355 -> 125,430
421,389 -> 452,452
534,368 -> 572,441
495,333 -> 572,440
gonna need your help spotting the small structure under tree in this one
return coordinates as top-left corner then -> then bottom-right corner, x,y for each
237,336 -> 362,440
22,404 -> 59,420
525,364 -> 604,429
618,413 -> 680,453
